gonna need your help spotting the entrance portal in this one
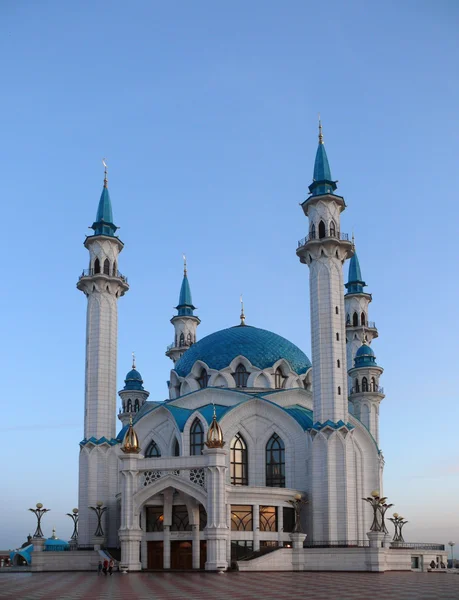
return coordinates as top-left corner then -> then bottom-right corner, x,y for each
171,541 -> 192,570
147,541 -> 164,570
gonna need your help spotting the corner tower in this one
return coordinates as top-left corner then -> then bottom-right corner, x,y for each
165,257 -> 200,363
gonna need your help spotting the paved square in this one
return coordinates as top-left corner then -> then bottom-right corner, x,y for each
0,571 -> 458,600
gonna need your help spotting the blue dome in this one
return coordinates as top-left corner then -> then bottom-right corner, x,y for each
45,537 -> 69,550
356,344 -> 374,357
173,325 -> 311,378
354,344 -> 378,368
123,368 -> 144,391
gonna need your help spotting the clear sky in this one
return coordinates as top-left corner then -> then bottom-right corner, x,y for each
1,0 -> 458,551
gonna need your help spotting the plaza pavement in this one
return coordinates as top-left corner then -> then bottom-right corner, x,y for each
0,571 -> 458,600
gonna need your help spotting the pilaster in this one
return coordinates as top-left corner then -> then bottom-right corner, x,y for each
204,446 -> 228,571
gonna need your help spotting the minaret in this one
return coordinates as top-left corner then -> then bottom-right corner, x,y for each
77,163 -> 129,440
165,257 -> 200,363
118,354 -> 150,427
296,122 -> 357,542
344,250 -> 378,391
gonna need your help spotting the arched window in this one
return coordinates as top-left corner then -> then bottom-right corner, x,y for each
127,399 -> 132,412
234,364 -> 249,388
113,261 -> 117,276
346,314 -> 351,325
197,369 -> 209,389
330,220 -> 336,237
145,439 -> 161,457
337,359 -> 340,368
103,259 -> 110,275
274,367 -> 286,389
371,377 -> 377,392
266,433 -> 285,487
355,379 -> 360,393
318,220 -> 326,239
190,418 -> 204,455
310,223 -> 316,239
179,333 -> 185,347
362,377 -> 369,392
353,312 -> 358,327
335,306 -> 339,314
230,433 -> 248,486
174,438 -> 180,457
361,312 -> 366,326
338,386 -> 341,395
94,258 -> 101,274
134,399 -> 140,412
186,332 -> 192,346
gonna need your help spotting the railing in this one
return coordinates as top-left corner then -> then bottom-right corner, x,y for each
350,386 -> 384,395
77,544 -> 103,551
44,546 -> 70,552
347,321 -> 376,329
238,545 -> 283,561
304,540 -> 370,548
79,269 -> 128,283
390,542 -> 445,551
298,232 -> 350,248
166,341 -> 193,352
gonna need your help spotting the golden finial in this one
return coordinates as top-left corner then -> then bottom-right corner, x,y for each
182,254 -> 187,276
318,114 -> 324,145
132,351 -> 136,369
352,231 -> 355,246
121,415 -> 141,454
51,527 -> 57,539
205,404 -> 225,448
240,294 -> 246,326
102,158 -> 108,188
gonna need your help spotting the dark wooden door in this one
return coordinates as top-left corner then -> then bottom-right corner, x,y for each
171,541 -> 192,570
147,541 -> 164,570
200,540 -> 207,569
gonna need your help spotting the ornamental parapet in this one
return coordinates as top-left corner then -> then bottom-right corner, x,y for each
79,268 -> 128,283
297,231 -> 350,249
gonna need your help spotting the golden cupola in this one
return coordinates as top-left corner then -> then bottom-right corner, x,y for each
205,406 -> 225,448
121,416 -> 141,454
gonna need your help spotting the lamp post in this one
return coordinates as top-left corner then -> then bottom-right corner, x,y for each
363,491 -> 393,533
286,493 -> 308,533
28,503 -> 50,538
448,541 -> 455,569
89,501 -> 107,537
66,508 -> 79,541
388,513 -> 408,543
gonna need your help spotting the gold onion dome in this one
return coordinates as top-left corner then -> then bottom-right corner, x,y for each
205,407 -> 225,448
121,417 -> 141,454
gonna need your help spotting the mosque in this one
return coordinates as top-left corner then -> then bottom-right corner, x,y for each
74,124 -> 439,573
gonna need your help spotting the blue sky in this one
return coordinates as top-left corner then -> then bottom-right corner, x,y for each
1,0 -> 458,550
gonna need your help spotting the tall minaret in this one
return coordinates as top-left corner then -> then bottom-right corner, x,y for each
77,164 -> 129,439
344,251 -> 378,391
165,257 -> 200,363
296,122 -> 357,542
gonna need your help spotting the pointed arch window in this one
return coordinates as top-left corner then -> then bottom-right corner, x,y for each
330,220 -> 336,237
190,418 -> 204,455
274,367 -> 286,389
197,369 -> 209,389
186,332 -> 192,346
371,377 -> 377,392
126,399 -> 132,412
266,433 -> 285,487
362,377 -> 369,392
174,438 -> 180,457
310,223 -> 316,239
346,314 -> 351,326
134,399 -> 140,412
352,312 -> 358,327
94,258 -> 101,274
234,364 -> 249,388
361,312 -> 366,326
103,259 -> 110,275
113,261 -> 117,276
230,433 -> 248,486
318,220 -> 326,239
179,333 -> 185,347
145,439 -> 161,457
354,379 -> 360,393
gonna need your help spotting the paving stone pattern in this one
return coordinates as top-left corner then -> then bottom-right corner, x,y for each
0,571 -> 458,600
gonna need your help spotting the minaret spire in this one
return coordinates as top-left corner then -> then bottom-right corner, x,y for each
103,158 -> 108,188
239,294 -> 246,326
308,118 -> 337,197
318,114 -> 324,144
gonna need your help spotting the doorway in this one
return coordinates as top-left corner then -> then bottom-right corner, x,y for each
171,540 -> 192,570
147,541 -> 163,570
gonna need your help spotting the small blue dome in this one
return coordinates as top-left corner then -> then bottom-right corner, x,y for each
123,368 -> 144,391
45,537 -> 69,550
173,325 -> 311,378
354,344 -> 378,367
356,344 -> 374,357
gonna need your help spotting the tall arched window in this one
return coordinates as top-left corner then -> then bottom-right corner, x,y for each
186,332 -> 192,346
352,312 -> 358,327
266,433 -> 285,487
197,369 -> 209,389
190,418 -> 204,455
354,379 -> 360,393
113,261 -> 117,276
145,439 -> 161,457
274,367 -> 286,389
362,377 -> 369,392
371,377 -> 377,392
134,399 -> 140,412
329,220 -> 336,237
234,364 -> 249,388
103,259 -> 110,275
174,438 -> 180,457
310,223 -> 316,239
346,314 -> 351,325
94,258 -> 100,274
230,433 -> 248,485
361,312 -> 366,326
318,220 -> 326,239
127,399 -> 132,412
179,333 -> 185,347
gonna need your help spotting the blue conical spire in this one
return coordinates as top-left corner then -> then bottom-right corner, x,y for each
308,120 -> 338,197
176,258 -> 196,316
345,252 -> 366,294
91,165 -> 118,237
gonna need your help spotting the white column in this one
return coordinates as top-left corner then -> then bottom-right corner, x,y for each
118,453 -> 142,571
277,505 -> 284,546
226,504 -> 232,564
192,525 -> 200,569
163,489 -> 173,570
163,526 -> 171,569
253,505 -> 260,551
204,446 -> 228,571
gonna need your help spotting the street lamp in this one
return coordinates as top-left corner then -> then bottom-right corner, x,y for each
66,508 -> 79,541
388,513 -> 408,543
362,491 -> 393,533
448,541 -> 455,569
28,503 -> 50,538
89,501 -> 107,537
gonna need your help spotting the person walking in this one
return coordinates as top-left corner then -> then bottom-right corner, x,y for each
97,561 -> 103,576
109,558 -> 114,575
103,558 -> 109,575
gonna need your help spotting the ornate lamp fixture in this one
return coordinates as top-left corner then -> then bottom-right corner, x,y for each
363,490 -> 393,533
286,493 -> 308,533
28,503 -> 50,538
89,501 -> 107,537
205,405 -> 225,448
66,508 -> 79,541
388,513 -> 408,542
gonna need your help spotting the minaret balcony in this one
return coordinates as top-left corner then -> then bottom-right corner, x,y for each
349,386 -> 384,395
297,231 -> 350,249
79,268 -> 128,284
346,320 -> 377,330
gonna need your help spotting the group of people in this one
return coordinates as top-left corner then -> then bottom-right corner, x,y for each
98,558 -> 115,575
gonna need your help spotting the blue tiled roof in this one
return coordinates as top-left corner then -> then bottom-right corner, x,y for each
177,274 -> 196,316
123,368 -> 144,391
345,252 -> 367,294
91,186 -> 118,236
283,405 -> 314,429
354,343 -> 378,367
173,325 -> 311,378
308,142 -> 337,196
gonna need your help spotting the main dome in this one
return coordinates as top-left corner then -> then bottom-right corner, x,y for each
173,325 -> 311,378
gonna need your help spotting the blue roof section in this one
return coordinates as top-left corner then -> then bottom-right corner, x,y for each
308,142 -> 337,196
80,436 -> 119,447
123,368 -> 145,391
345,252 -> 367,294
283,405 -> 314,429
354,343 -> 378,368
176,274 -> 196,316
10,544 -> 33,565
91,186 -> 118,236
173,325 -> 311,378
